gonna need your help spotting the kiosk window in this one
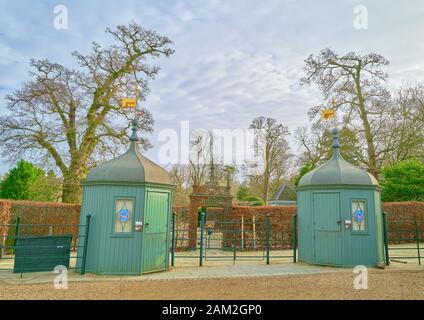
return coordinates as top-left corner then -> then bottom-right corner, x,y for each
352,200 -> 366,231
114,198 -> 133,233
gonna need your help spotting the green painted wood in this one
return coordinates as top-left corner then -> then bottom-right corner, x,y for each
84,121 -> 171,186
14,235 -> 72,273
312,192 -> 342,265
340,188 -> 384,266
296,129 -> 385,267
77,121 -> 174,275
374,190 -> 385,264
298,129 -> 378,188
341,189 -> 371,266
298,187 -> 384,267
142,190 -> 170,273
297,190 -> 312,264
77,184 -> 173,275
77,185 -> 144,275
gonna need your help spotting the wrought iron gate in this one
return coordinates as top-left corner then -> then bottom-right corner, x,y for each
170,210 -> 297,267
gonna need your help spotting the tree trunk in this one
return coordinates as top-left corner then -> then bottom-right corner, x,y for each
62,166 -> 83,203
361,115 -> 379,177
262,171 -> 270,202
355,74 -> 379,178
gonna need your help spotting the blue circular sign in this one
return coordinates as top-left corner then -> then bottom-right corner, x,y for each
355,209 -> 364,222
119,208 -> 129,222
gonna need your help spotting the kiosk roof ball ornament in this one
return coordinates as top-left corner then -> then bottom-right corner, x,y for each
298,129 -> 379,187
85,119 -> 171,185
77,119 -> 174,275
296,128 -> 385,267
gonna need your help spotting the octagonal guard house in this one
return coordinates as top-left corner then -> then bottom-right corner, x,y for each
296,129 -> 384,267
77,120 -> 174,275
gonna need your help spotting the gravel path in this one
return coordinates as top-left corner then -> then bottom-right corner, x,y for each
1,268 -> 423,300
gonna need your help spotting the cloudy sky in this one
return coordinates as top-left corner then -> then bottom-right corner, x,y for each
0,0 -> 424,173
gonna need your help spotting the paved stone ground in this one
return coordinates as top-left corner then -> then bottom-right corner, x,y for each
1,265 -> 423,300
1,249 -> 423,300
136,262 -> 344,280
0,261 -> 345,285
0,244 -> 422,285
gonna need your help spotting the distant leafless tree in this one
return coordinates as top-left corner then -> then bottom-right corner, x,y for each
379,83 -> 424,165
189,133 -> 208,186
248,116 -> 291,202
168,164 -> 191,206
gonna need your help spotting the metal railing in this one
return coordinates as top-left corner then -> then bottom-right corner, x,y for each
382,211 -> 422,266
170,211 -> 297,267
0,215 -> 91,274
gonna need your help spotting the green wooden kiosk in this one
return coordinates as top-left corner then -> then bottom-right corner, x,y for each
77,120 -> 174,275
296,128 -> 385,267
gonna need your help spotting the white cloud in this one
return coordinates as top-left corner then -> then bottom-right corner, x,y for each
0,0 -> 424,172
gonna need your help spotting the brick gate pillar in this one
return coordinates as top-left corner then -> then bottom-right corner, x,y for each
188,195 -> 201,249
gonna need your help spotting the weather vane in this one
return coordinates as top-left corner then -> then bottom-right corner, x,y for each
321,97 -> 336,120
120,87 -> 139,124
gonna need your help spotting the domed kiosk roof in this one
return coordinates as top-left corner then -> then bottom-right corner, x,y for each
298,128 -> 378,188
84,119 -> 171,185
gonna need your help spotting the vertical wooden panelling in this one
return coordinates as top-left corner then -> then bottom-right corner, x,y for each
374,190 -> 384,264
298,191 -> 313,263
142,189 -> 170,273
78,185 -> 145,275
298,187 -> 383,267
342,189 -> 379,266
313,192 -> 342,265
77,186 -> 103,272
103,185 -> 143,275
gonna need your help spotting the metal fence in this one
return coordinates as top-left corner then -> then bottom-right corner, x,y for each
170,211 -> 297,267
0,215 -> 91,274
172,209 -> 424,268
383,211 -> 422,265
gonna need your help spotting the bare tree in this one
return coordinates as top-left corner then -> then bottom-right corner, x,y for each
189,133 -> 208,186
168,164 -> 191,206
188,130 -> 227,187
0,22 -> 174,202
248,117 -> 291,202
379,83 -> 424,165
301,48 -> 390,177
295,123 -> 363,168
